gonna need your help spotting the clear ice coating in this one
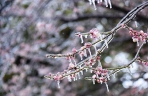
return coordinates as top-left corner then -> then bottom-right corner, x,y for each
88,48 -> 92,57
105,82 -> 110,92
88,0 -> 112,9
104,39 -> 108,48
57,80 -> 60,88
80,35 -> 84,43
135,21 -> 138,28
93,78 -> 95,84
93,44 -> 97,54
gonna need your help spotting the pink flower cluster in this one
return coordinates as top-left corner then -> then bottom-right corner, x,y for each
129,28 -> 148,43
85,58 -> 96,67
92,67 -> 108,84
75,28 -> 103,44
137,58 -> 148,66
90,28 -> 99,38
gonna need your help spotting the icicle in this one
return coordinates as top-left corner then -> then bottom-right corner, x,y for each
96,74 -> 99,78
108,0 -> 112,8
113,73 -> 116,78
90,69 -> 92,73
73,58 -> 76,65
78,72 -> 81,79
68,76 -> 72,82
85,68 -> 88,72
57,80 -> 60,88
105,82 -> 109,92
79,54 -> 83,60
69,58 -> 72,63
80,71 -> 83,75
88,0 -> 92,5
90,35 -> 92,38
104,39 -> 108,48
98,33 -> 103,41
104,0 -> 108,7
73,77 -> 76,81
131,63 -> 133,68
92,0 -> 97,10
93,44 -> 97,54
88,48 -> 92,57
90,66 -> 93,73
137,41 -> 139,46
100,80 -> 103,84
135,21 -> 138,28
75,74 -> 78,80
107,74 -> 110,80
98,61 -> 102,68
84,49 -> 87,57
85,35 -> 88,38
93,79 -> 95,84
80,35 -> 84,43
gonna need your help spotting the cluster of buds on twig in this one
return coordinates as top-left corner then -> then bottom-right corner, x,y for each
45,25 -> 112,91
92,67 -> 108,84
137,57 -> 148,66
75,28 -> 103,43
83,67 -> 110,92
44,2 -> 148,93
129,28 -> 148,46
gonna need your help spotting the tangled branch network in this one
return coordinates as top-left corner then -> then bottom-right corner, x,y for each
44,1 -> 148,91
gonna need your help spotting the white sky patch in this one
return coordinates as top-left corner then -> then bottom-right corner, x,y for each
143,73 -> 148,79
114,52 -> 129,66
129,62 -> 138,73
132,73 -> 140,78
104,56 -> 112,63
133,78 -> 148,89
96,23 -> 104,32
122,80 -> 133,88
125,0 -> 130,6
122,74 -> 132,80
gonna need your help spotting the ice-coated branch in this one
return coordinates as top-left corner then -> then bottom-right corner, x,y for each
45,1 -> 148,91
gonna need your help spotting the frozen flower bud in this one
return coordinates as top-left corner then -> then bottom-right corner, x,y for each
99,77 -> 107,83
121,24 -> 125,28
97,67 -> 102,71
96,71 -> 101,75
102,69 -> 108,73
85,42 -> 92,56
79,50 -> 84,60
140,30 -> 144,35
46,54 -> 55,58
68,63 -> 75,69
97,79 -> 101,83
85,42 -> 92,48
85,61 -> 90,66
72,48 -> 77,53
92,74 -> 96,84
89,58 -> 95,65
90,28 -> 99,38
75,32 -> 84,43
75,32 -> 81,37
54,74 -> 62,81
66,55 -> 72,63
132,37 -> 138,42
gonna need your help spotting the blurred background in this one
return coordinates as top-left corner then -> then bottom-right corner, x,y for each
0,0 -> 148,96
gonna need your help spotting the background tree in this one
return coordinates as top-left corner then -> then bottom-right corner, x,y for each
0,0 -> 148,96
